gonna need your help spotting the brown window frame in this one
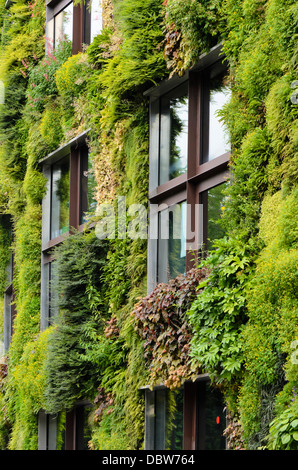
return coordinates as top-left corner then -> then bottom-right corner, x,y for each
39,131 -> 90,330
46,0 -> 100,55
146,44 -> 230,292
142,376 -> 226,451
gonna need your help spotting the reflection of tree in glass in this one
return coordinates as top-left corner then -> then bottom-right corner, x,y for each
55,160 -> 70,234
169,95 -> 188,180
167,389 -> 184,450
208,182 -> 228,250
208,72 -> 231,161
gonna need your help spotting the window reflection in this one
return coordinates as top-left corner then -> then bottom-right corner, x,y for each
80,149 -> 97,224
46,2 -> 73,51
145,388 -> 184,451
158,201 -> 186,283
201,181 -> 228,251
49,261 -> 59,323
204,74 -> 230,162
160,83 -> 188,185
51,156 -> 70,239
55,2 -> 73,47
90,0 -> 102,42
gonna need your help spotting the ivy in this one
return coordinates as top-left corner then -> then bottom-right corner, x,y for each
133,268 -> 209,389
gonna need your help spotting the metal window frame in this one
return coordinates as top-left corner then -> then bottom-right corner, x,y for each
46,0 -> 93,54
146,44 -> 230,293
39,130 -> 90,330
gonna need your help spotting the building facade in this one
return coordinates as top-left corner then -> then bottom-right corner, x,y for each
0,0 -> 297,452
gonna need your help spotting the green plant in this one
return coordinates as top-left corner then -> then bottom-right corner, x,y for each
188,237 -> 258,385
133,267 -> 209,389
26,41 -> 72,112
266,399 -> 298,450
44,231 -> 108,414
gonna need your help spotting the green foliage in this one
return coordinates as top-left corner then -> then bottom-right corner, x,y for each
44,231 -> 108,413
133,268 -> 209,389
188,237 -> 258,386
266,400 -> 298,450
99,0 -> 166,101
0,0 -> 297,452
6,329 -> 51,450
163,0 -> 224,76
238,189 -> 298,448
9,204 -> 42,367
27,41 -> 72,112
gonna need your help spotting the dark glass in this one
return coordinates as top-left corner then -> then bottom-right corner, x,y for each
200,382 -> 226,450
155,389 -> 167,450
160,83 -> 188,184
158,201 -> 186,283
80,149 -> 97,224
49,261 -> 59,322
76,405 -> 92,450
168,389 -> 184,450
51,155 -> 70,239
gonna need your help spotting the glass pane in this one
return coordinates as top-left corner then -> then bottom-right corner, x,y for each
54,2 -> 73,47
204,382 -> 226,450
206,182 -> 228,250
207,77 -> 230,161
158,201 -> 186,283
90,0 -> 102,42
167,389 -> 184,450
155,389 -> 166,450
160,83 -> 188,184
46,18 -> 54,54
80,149 -> 97,224
51,156 -> 70,239
75,405 -> 92,450
49,261 -> 59,322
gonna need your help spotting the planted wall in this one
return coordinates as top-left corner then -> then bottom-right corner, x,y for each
0,0 -> 297,450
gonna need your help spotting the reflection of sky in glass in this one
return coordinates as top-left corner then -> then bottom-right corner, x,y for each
158,201 -> 186,283
208,87 -> 230,160
55,2 -> 73,46
170,99 -> 188,178
91,0 -> 102,41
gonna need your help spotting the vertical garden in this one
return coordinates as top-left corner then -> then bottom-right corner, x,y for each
0,0 -> 297,450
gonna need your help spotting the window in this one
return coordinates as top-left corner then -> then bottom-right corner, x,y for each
38,411 -> 58,450
46,0 -> 102,54
144,378 -> 226,450
46,1 -> 73,51
40,131 -> 96,329
157,200 -> 187,283
64,403 -> 92,450
146,44 -> 230,292
2,218 -> 14,353
144,387 -> 184,450
38,403 -> 92,450
159,82 -> 188,184
50,154 -> 70,239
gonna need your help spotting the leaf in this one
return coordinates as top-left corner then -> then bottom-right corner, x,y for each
291,419 -> 298,429
293,432 -> 298,441
281,434 -> 291,445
